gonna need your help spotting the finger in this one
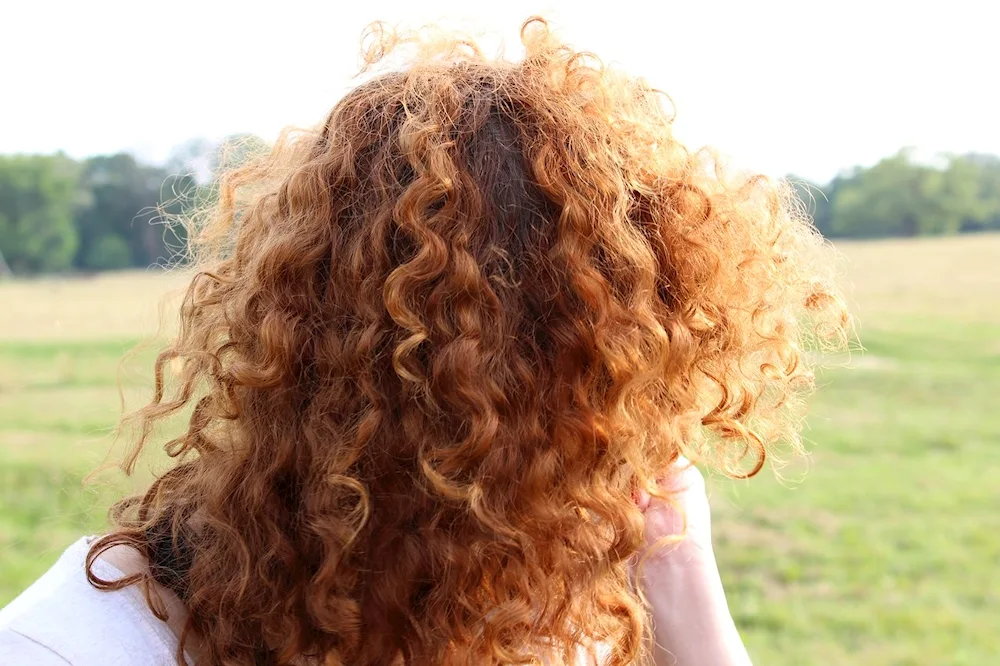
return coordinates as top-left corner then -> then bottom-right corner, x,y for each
655,455 -> 703,492
636,456 -> 700,512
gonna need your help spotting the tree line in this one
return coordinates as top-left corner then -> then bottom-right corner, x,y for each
0,152 -> 196,275
1,142 -> 999,276
792,150 -> 1000,238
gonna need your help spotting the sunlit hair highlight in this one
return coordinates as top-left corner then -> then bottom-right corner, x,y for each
88,17 -> 849,666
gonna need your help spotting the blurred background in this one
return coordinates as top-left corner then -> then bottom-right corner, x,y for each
2,1 -> 998,664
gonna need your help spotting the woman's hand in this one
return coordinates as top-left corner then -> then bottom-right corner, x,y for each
635,458 -> 753,666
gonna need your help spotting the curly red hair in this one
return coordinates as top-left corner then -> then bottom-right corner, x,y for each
88,18 -> 848,666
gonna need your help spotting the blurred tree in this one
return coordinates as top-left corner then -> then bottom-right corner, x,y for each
74,154 -> 195,270
0,154 -> 80,274
161,134 -> 271,250
167,137 -> 216,183
212,133 -> 271,175
789,175 -> 846,238
953,153 -> 1000,231
84,234 -> 133,270
830,150 -> 975,237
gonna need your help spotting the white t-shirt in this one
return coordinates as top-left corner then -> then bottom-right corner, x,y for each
0,537 -> 185,665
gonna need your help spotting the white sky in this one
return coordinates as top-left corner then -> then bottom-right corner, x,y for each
3,0 -> 997,182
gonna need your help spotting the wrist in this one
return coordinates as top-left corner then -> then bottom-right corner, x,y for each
641,551 -> 729,624
639,550 -> 750,666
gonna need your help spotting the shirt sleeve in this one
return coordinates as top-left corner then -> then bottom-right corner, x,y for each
0,629 -> 73,665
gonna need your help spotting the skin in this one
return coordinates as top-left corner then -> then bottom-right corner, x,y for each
101,460 -> 749,666
636,460 -> 753,666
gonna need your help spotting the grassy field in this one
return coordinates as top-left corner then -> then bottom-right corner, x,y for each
2,235 -> 999,664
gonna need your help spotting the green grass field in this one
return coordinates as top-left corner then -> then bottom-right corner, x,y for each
2,235 -> 999,664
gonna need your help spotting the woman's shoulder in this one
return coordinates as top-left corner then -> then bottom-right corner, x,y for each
0,537 -> 180,666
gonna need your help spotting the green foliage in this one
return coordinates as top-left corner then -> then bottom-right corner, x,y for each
84,234 -> 132,270
954,153 -> 1000,231
791,150 -> 1000,239
213,133 -> 271,174
790,176 -> 841,237
0,134 -> 262,277
833,151 -> 963,237
74,154 -> 197,271
0,154 -> 80,273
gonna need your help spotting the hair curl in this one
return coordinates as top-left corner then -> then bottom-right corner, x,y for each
87,17 -> 849,666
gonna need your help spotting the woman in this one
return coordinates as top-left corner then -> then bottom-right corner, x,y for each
0,18 -> 848,666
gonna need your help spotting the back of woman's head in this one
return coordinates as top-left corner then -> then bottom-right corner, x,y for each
89,18 -> 848,666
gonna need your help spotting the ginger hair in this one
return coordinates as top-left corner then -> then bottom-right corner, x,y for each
87,17 -> 848,666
